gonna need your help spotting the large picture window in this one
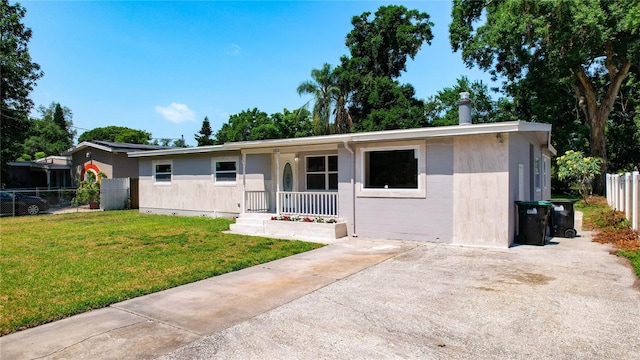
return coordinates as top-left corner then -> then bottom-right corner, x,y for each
153,161 -> 172,184
306,155 -> 337,191
364,148 -> 418,189
214,157 -> 237,184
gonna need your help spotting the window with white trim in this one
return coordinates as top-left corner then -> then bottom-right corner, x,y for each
364,147 -> 418,189
213,157 -> 238,184
305,155 -> 338,191
153,161 -> 172,184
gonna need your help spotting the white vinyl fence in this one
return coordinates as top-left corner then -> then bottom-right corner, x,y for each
606,172 -> 639,231
100,178 -> 131,210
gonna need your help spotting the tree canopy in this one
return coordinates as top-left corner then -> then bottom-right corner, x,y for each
20,102 -> 75,159
450,0 -> 639,191
214,108 -> 313,144
78,126 -> 152,144
424,77 -> 512,126
339,5 -> 434,132
1,0 -> 43,184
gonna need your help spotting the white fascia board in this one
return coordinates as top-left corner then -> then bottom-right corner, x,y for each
224,133 -> 350,150
128,145 -> 227,158
350,121 -> 531,142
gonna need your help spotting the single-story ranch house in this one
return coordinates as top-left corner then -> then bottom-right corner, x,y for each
129,118 -> 555,248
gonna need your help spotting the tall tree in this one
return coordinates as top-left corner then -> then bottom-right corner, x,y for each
78,126 -> 152,144
297,63 -> 344,135
1,0 -> 43,184
424,76 -> 505,126
194,116 -> 215,146
21,103 -> 75,157
214,108 -> 271,144
339,5 -> 434,132
214,107 -> 314,144
450,0 -> 639,192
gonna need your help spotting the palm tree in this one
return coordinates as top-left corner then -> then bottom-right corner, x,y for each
297,63 -> 351,135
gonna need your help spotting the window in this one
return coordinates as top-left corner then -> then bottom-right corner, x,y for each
306,155 -> 337,190
364,148 -> 418,189
534,157 -> 541,191
153,161 -> 172,184
214,157 -> 237,184
542,156 -> 549,189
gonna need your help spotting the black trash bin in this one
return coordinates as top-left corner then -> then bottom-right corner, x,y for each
550,200 -> 577,238
515,201 -> 552,246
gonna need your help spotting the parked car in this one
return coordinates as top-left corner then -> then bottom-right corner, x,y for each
0,191 -> 50,216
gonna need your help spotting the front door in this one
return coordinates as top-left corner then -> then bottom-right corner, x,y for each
279,154 -> 297,214
279,154 -> 297,192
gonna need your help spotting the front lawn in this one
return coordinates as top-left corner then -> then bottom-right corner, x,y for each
0,211 -> 323,335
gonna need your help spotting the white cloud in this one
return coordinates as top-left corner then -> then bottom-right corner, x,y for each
226,43 -> 241,56
155,103 -> 196,123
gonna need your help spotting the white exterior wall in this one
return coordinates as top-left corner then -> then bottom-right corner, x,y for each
453,133 -> 510,248
138,152 -> 245,217
350,138 -> 454,242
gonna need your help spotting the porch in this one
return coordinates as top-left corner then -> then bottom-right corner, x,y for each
243,190 -> 339,217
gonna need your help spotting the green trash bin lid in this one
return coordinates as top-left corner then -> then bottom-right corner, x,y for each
515,200 -> 552,206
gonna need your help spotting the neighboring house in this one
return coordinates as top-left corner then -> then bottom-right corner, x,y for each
130,117 -> 555,248
63,141 -> 171,208
63,141 -> 170,184
6,156 -> 73,189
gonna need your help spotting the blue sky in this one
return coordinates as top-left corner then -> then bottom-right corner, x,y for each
22,0 -> 496,146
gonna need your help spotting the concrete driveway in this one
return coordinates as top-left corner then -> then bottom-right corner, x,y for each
159,230 -> 640,360
2,214 -> 639,359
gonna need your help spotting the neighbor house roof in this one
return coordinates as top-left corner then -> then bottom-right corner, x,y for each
63,141 -> 171,156
128,121 -> 556,158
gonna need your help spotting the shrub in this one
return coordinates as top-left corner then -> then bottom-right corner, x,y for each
556,150 -> 603,203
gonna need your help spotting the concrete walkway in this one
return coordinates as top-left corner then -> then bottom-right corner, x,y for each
2,213 -> 639,359
0,238 -> 419,359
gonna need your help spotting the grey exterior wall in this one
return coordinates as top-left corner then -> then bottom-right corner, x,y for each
349,138 -> 454,242
138,151 -> 243,217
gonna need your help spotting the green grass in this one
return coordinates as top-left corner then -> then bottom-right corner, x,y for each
0,210 -> 323,335
619,250 -> 640,278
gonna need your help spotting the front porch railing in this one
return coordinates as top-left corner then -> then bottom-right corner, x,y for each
278,191 -> 338,217
245,191 -> 270,212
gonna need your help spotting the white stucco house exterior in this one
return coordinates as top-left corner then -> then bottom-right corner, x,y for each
129,120 -> 555,248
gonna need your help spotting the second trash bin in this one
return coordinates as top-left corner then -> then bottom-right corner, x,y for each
515,201 -> 552,246
550,200 -> 577,238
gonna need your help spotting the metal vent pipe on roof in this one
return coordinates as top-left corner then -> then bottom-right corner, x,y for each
458,92 -> 472,125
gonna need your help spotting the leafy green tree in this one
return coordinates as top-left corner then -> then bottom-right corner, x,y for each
450,0 -> 639,192
424,76 -> 503,126
1,0 -> 43,184
338,5 -> 434,132
172,137 -> 188,148
194,116 -> 215,146
21,102 -> 75,158
214,108 -> 271,144
556,150 -> 603,203
78,126 -> 152,144
214,108 -> 314,144
606,71 -> 640,172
